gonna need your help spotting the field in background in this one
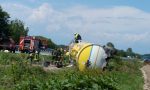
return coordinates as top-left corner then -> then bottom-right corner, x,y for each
0,52 -> 143,90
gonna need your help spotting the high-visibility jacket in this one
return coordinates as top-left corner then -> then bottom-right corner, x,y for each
75,34 -> 79,39
75,34 -> 81,40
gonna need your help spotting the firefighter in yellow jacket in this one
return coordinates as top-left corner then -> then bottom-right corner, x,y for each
74,33 -> 82,43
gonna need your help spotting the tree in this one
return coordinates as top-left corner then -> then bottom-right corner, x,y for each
47,38 -> 57,49
0,6 -> 10,36
105,42 -> 116,57
9,19 -> 29,43
127,48 -> 132,53
126,48 -> 134,57
106,42 -> 115,48
116,50 -> 127,57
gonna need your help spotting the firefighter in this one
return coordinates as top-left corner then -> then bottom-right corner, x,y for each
34,51 -> 39,61
56,48 -> 62,61
52,49 -> 57,60
55,48 -> 63,68
27,53 -> 34,65
74,33 -> 82,43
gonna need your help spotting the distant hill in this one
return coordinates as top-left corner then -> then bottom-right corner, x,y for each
35,36 -> 57,49
57,45 -> 68,49
141,54 -> 150,60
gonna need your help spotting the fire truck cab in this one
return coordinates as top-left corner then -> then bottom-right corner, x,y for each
19,36 -> 41,53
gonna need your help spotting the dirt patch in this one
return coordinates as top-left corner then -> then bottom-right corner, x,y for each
43,65 -> 61,71
141,65 -> 150,90
30,63 -> 61,71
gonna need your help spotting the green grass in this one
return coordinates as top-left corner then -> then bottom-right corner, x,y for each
0,52 -> 144,90
107,56 -> 143,90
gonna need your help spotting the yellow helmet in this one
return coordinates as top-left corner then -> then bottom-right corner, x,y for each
74,33 -> 77,35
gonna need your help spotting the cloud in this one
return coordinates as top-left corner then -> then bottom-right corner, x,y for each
1,3 -> 150,53
29,3 -> 53,22
1,3 -> 31,19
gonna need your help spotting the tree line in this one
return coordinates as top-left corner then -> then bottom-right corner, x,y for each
0,6 -> 57,49
106,42 -> 141,58
0,6 -> 28,43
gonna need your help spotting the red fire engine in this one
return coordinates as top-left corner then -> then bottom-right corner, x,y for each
19,36 -> 40,53
19,36 -> 48,53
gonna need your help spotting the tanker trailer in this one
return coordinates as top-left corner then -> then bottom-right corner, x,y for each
69,42 -> 107,71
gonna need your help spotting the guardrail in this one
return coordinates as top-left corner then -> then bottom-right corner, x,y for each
40,50 -> 52,55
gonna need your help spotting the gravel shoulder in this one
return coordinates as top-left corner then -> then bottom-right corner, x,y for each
141,64 -> 150,90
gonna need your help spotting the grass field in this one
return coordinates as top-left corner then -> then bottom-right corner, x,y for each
0,52 -> 144,90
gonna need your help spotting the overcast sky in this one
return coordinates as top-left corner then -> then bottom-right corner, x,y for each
0,0 -> 150,54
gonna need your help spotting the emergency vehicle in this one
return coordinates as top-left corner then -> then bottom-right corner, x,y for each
0,36 -> 16,53
19,36 -> 41,53
19,36 -> 48,53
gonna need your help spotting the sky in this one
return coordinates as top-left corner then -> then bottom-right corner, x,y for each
0,0 -> 150,54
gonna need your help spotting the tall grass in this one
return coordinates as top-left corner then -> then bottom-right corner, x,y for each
0,52 -> 144,90
107,56 -> 143,90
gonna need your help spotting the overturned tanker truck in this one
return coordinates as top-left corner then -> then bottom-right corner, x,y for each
68,42 -> 115,71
